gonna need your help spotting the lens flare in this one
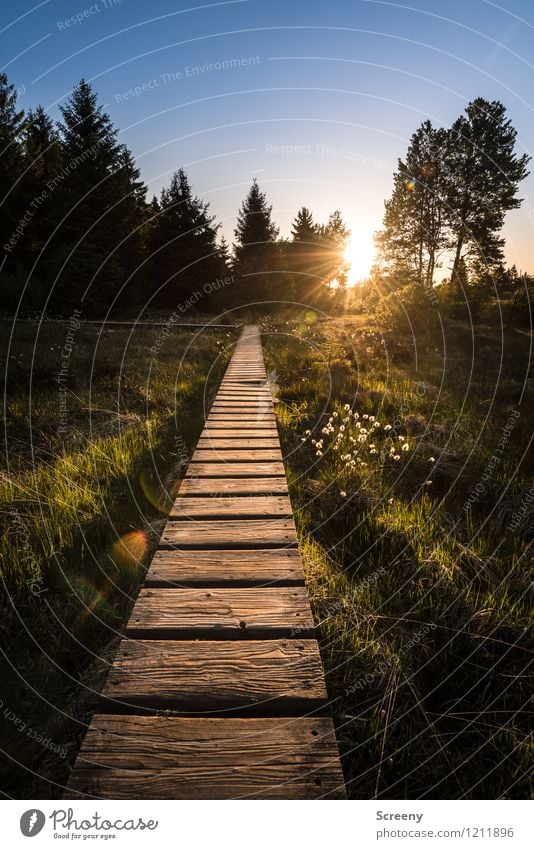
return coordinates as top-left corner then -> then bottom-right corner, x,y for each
111,530 -> 148,576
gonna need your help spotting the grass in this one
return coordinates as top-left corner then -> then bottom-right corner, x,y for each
263,306 -> 533,799
0,319 -> 236,798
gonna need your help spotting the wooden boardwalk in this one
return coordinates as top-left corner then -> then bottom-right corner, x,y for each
66,325 -> 346,799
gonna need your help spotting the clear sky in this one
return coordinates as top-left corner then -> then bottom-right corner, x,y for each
3,0 -> 534,279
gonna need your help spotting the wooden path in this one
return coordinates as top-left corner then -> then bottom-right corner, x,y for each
67,325 -> 346,799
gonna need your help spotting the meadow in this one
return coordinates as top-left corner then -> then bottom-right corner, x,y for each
263,305 -> 533,799
1,305 -> 532,799
0,318 -> 236,797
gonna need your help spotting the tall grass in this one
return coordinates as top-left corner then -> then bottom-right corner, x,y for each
0,321 -> 236,797
264,310 -> 533,799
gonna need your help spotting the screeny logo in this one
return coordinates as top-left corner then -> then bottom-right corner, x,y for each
20,809 -> 46,837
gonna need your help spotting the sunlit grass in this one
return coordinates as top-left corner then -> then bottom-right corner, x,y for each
264,313 -> 532,799
0,321 -> 236,797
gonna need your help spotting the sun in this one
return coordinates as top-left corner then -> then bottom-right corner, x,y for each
344,229 -> 376,285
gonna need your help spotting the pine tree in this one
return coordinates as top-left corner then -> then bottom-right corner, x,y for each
316,210 -> 350,290
218,236 -> 232,275
447,98 -> 530,282
291,206 -> 315,242
0,73 -> 26,308
20,106 -> 63,294
148,168 -> 222,308
233,179 -> 279,305
52,79 -> 145,314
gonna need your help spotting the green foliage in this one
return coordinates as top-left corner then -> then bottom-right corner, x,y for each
376,99 -> 530,293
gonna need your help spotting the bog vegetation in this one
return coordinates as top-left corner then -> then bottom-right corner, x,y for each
0,71 -> 532,798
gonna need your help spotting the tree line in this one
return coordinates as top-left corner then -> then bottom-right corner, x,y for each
0,74 -> 349,317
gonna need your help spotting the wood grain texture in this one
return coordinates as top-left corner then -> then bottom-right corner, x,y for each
100,638 -> 327,713
206,413 -> 276,421
215,393 -> 272,398
66,715 -> 346,799
213,403 -> 272,408
191,449 -> 282,463
160,518 -> 297,548
145,548 -> 305,587
201,422 -> 277,431
200,429 -> 279,439
125,587 -> 314,639
203,419 -> 277,428
197,438 -> 280,448
178,477 -> 289,496
186,461 -> 284,477
169,495 -> 293,519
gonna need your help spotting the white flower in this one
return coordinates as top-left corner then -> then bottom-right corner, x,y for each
384,424 -> 392,431
305,429 -> 311,435
388,497 -> 393,504
369,415 -> 375,422
429,457 -> 435,462
399,435 -> 405,442
402,443 -> 410,452
316,450 -> 323,457
425,479 -> 432,485
393,454 -> 401,461
333,412 -> 338,418
340,490 -> 347,497
363,414 -> 369,419
344,404 -> 350,411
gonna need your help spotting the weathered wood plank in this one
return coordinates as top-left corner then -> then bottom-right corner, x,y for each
209,409 -> 273,417
100,639 -> 327,713
178,477 -> 289,496
145,548 -> 305,587
160,518 -> 297,548
201,427 -> 277,435
204,420 -> 277,429
212,401 -> 272,407
204,419 -> 276,427
191,449 -> 282,463
215,392 -> 272,397
200,429 -> 279,439
169,495 -> 292,519
125,587 -> 313,639
66,715 -> 346,799
186,462 -> 284,477
197,438 -> 280,448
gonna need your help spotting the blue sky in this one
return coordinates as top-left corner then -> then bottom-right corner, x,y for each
3,0 -> 534,276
